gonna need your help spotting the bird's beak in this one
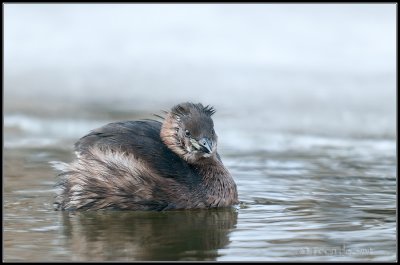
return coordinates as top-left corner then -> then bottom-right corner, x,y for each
198,138 -> 213,154
190,138 -> 213,154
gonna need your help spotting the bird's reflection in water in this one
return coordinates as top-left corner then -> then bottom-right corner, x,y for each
59,208 -> 238,261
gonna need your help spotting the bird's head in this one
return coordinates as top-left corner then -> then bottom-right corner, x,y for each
160,102 -> 218,164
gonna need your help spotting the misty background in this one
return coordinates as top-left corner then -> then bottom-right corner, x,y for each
4,4 -> 396,143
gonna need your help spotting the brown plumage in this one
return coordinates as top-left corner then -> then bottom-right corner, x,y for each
53,102 -> 238,211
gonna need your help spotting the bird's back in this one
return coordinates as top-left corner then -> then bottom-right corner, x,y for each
75,120 -> 200,183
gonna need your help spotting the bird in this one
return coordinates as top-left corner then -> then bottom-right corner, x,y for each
53,102 -> 238,211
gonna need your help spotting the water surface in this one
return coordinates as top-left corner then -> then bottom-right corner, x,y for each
3,110 -> 396,261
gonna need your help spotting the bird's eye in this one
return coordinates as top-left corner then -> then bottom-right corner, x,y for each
185,130 -> 191,137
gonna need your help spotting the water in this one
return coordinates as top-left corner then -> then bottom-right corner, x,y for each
4,3 -> 396,262
3,111 -> 396,261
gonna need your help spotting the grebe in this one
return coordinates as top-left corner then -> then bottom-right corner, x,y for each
53,102 -> 238,211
